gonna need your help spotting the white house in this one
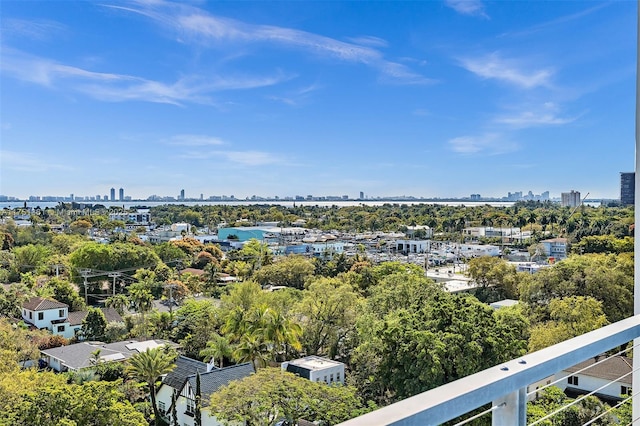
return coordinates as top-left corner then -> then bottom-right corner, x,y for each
22,297 -> 76,339
540,238 -> 568,261
21,297 -> 123,340
557,355 -> 632,403
282,355 -> 345,385
395,239 -> 430,254
156,356 -> 254,426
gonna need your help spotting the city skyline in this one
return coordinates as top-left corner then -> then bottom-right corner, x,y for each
1,186 -> 593,203
1,1 -> 635,200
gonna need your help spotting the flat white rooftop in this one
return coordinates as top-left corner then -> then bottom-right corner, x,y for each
288,356 -> 343,371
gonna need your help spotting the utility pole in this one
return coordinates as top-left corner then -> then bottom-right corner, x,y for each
108,272 -> 120,296
165,283 -> 178,316
79,269 -> 91,305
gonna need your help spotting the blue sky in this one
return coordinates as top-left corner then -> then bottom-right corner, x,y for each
1,0 -> 636,200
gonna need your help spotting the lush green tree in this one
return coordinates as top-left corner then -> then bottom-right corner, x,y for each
467,256 -> 521,301
520,253 -> 633,323
42,277 -> 86,311
253,255 -> 315,289
528,296 -> 608,352
0,283 -> 30,318
11,243 -> 51,275
210,367 -> 374,426
351,272 -> 529,405
296,277 -> 361,359
69,218 -> 93,235
0,318 -> 41,367
69,241 -> 160,277
125,347 -> 176,426
229,239 -> 272,274
0,359 -> 146,426
153,242 -> 189,263
527,386 -> 615,425
82,307 -> 108,340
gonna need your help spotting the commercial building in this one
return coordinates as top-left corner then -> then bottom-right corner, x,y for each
620,172 -> 635,205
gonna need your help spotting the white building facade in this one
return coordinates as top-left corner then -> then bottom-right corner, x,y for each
282,355 -> 345,385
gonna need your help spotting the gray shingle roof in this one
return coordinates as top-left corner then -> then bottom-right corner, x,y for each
564,355 -> 632,385
23,296 -> 68,311
163,355 -> 208,390
186,362 -> 254,405
41,339 -> 175,371
67,308 -> 124,326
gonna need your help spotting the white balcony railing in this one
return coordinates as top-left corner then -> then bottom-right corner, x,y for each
338,315 -> 640,426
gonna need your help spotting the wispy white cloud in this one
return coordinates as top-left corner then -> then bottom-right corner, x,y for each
345,35 -> 389,48
445,0 -> 488,18
500,3 -> 611,38
268,83 -> 322,106
495,111 -> 576,127
169,134 -> 225,146
0,150 -> 72,172
1,18 -> 67,41
448,133 -> 518,155
1,48 -> 290,105
494,102 -> 579,128
459,53 -> 553,89
108,0 -> 431,84
180,149 -> 283,166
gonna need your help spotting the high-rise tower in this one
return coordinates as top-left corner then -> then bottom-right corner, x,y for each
621,172 -> 635,205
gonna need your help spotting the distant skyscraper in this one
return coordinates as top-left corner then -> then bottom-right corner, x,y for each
561,190 -> 581,208
620,172 -> 635,205
110,188 -> 115,201
180,189 -> 185,200
119,188 -> 124,201
359,191 -> 364,200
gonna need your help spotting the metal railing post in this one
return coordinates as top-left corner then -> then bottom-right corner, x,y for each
492,387 -> 526,426
634,1 -> 640,423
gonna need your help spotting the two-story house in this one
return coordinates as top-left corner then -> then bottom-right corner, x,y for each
22,296 -> 123,340
22,296 -> 77,339
156,356 -> 254,426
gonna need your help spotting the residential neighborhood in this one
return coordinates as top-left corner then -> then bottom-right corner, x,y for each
0,201 -> 635,425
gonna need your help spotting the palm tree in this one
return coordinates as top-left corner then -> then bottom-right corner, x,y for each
264,310 -> 302,361
105,294 -> 129,316
125,347 -> 176,426
200,333 -> 232,368
233,333 -> 269,370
